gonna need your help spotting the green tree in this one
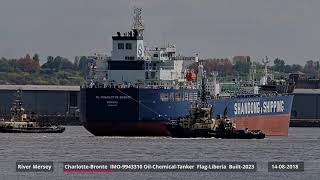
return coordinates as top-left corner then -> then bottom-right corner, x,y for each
273,58 -> 285,72
291,64 -> 303,73
47,56 -> 54,63
0,58 -> 10,72
32,54 -> 40,63
74,56 -> 80,67
234,61 -> 251,77
303,60 -> 318,78
78,56 -> 89,75
42,56 -> 75,71
283,65 -> 292,73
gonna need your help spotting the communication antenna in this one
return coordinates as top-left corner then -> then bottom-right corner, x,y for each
261,56 -> 270,85
194,50 -> 200,62
262,56 -> 270,76
251,64 -> 256,86
132,7 -> 145,36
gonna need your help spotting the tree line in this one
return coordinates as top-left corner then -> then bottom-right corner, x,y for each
189,57 -> 320,81
0,54 -> 319,85
0,54 -> 89,85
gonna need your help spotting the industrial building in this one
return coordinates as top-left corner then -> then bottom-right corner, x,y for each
291,89 -> 320,120
0,85 -> 80,124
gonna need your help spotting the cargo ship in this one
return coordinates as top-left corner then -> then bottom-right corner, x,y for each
80,8 -> 294,136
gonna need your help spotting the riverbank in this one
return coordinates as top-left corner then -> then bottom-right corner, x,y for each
290,119 -> 320,127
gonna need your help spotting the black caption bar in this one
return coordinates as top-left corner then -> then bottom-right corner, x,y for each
63,162 -> 257,172
268,162 -> 304,172
16,162 -> 53,172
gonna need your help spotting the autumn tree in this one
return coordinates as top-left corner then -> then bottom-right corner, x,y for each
16,54 -> 41,73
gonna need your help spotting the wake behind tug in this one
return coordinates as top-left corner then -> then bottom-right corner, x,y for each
0,89 -> 65,133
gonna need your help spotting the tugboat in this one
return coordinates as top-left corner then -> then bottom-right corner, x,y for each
214,112 -> 265,139
166,70 -> 265,139
165,102 -> 216,138
165,73 -> 216,138
0,89 -> 65,133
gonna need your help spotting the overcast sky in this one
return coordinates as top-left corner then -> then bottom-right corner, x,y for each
0,0 -> 319,64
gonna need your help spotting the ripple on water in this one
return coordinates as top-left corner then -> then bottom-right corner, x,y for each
0,127 -> 319,179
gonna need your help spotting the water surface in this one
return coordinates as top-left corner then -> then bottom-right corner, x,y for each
1,127 -> 319,180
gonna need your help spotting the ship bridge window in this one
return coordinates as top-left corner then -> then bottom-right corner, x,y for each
153,54 -> 159,58
118,43 -> 124,49
126,43 -> 132,49
125,56 -> 135,60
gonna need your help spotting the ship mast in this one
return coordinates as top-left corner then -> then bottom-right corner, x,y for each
262,56 -> 270,77
200,72 -> 208,104
132,7 -> 145,36
197,60 -> 208,106
251,64 -> 256,87
262,56 -> 270,85
10,89 -> 26,122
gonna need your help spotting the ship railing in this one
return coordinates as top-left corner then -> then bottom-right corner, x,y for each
84,83 -> 198,90
211,92 -> 291,100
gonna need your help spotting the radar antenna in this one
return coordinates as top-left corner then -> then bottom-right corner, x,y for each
132,7 -> 145,36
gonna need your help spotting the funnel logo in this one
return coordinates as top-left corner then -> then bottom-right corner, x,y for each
138,43 -> 143,57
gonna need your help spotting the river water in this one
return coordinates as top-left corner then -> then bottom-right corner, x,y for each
1,127 -> 319,180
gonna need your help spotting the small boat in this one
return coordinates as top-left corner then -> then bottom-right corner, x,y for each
0,89 -> 65,133
166,74 -> 265,139
0,122 -> 65,133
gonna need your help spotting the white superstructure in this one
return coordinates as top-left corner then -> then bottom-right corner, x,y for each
86,7 -> 190,88
86,7 -> 220,95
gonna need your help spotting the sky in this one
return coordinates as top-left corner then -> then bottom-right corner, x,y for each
0,0 -> 319,64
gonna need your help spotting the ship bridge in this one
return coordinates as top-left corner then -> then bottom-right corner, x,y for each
86,7 -> 189,88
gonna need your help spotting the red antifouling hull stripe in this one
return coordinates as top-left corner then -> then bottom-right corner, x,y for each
83,114 -> 290,136
234,114 -> 290,136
